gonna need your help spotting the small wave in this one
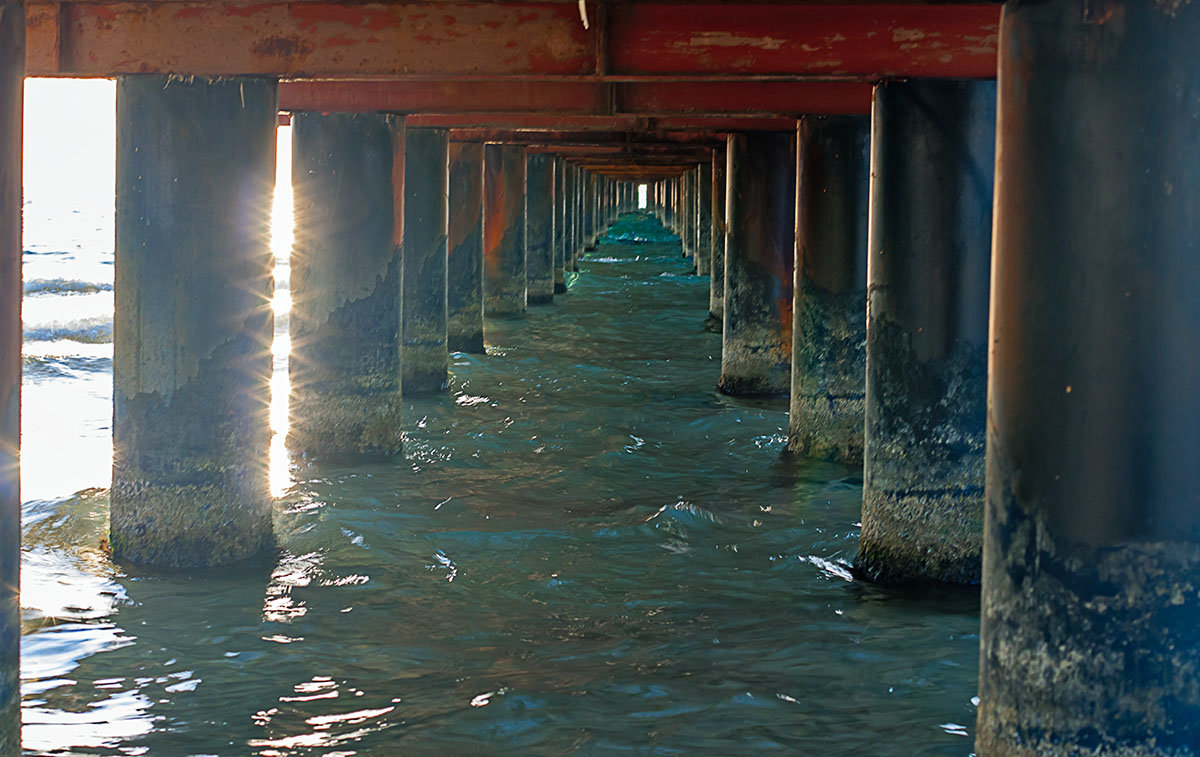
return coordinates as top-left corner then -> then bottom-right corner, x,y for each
24,278 -> 112,296
24,316 -> 113,344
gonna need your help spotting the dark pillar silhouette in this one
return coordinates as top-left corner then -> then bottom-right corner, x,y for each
979,3 -> 1200,753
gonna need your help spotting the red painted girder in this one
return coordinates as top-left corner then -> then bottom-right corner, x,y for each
526,144 -> 713,159
608,4 -> 999,79
25,1 -> 589,77
448,129 -> 725,145
406,113 -> 796,132
278,79 -> 871,115
25,2 -> 998,79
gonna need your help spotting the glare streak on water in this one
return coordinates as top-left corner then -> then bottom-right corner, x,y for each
18,214 -> 980,755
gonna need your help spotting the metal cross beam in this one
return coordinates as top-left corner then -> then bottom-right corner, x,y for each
25,2 -> 1000,79
279,79 -> 871,116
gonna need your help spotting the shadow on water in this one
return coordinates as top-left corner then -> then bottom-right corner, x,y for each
19,212 -> 980,755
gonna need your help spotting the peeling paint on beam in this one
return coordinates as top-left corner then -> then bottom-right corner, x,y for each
25,2 -> 998,79
608,4 -> 1000,79
26,1 -> 589,77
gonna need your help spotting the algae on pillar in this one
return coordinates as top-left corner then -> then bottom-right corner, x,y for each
980,3 -> 1200,752
401,127 -> 450,393
788,116 -> 869,464
112,76 -> 277,566
858,81 -> 994,585
0,2 -> 20,748
680,169 -> 694,260
553,158 -> 567,294
719,132 -> 795,396
696,163 -> 712,277
483,144 -> 527,316
582,172 -> 596,250
290,113 -> 404,458
447,141 -> 486,353
709,146 -> 727,320
525,152 -> 555,305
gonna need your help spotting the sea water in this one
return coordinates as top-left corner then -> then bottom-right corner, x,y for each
16,83 -> 979,755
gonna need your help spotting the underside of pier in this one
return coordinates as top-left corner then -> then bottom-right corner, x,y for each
6,1 -> 1200,754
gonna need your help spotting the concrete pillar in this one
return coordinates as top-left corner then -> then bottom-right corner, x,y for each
483,144 -> 527,316
788,116 -> 869,464
979,3 -> 1200,752
0,2 -> 20,748
447,141 -> 485,354
290,113 -> 403,459
553,158 -> 568,294
719,131 -> 795,396
571,166 -> 583,271
112,76 -> 277,566
665,178 -> 676,232
400,127 -> 449,393
696,165 -> 712,277
710,147 -> 727,320
680,169 -> 694,259
858,81 -> 994,585
584,173 -> 597,249
525,152 -> 555,305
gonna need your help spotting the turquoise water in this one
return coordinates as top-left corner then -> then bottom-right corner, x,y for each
18,210 -> 980,754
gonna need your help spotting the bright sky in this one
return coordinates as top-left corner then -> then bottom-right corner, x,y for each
23,79 -> 116,210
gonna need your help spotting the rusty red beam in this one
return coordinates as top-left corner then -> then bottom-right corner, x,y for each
448,128 -> 725,145
527,144 -> 712,160
407,113 -> 796,132
25,3 -> 999,79
279,79 -> 871,115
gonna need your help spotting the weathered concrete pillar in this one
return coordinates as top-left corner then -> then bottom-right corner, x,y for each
553,158 -> 568,294
447,141 -> 485,353
719,131 -> 795,396
858,81 -> 994,585
788,116 -> 869,464
0,3 -> 21,749
483,144 -> 527,316
696,164 -> 712,276
113,76 -> 277,566
979,3 -> 1200,753
570,165 -> 583,271
680,169 -> 694,260
665,177 -> 676,232
525,152 -> 555,305
710,147 -> 727,320
584,173 -> 597,249
290,113 -> 403,459
400,127 -> 449,393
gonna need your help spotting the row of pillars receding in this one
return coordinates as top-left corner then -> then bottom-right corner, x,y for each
5,2 -> 1200,753
0,74 -> 642,749
629,8 -> 1200,755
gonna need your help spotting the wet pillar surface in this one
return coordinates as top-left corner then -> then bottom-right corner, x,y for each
526,152 -> 555,305
447,142 -> 485,354
583,173 -> 596,249
980,3 -> 1200,753
859,82 -> 994,584
483,144 -> 527,316
0,2 -> 20,749
400,127 -> 449,393
680,170 -> 694,259
112,76 -> 277,566
290,113 -> 403,459
696,164 -> 712,277
553,159 -> 567,294
709,147 -> 727,319
719,131 -> 795,396
570,166 -> 582,271
788,116 -> 870,464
